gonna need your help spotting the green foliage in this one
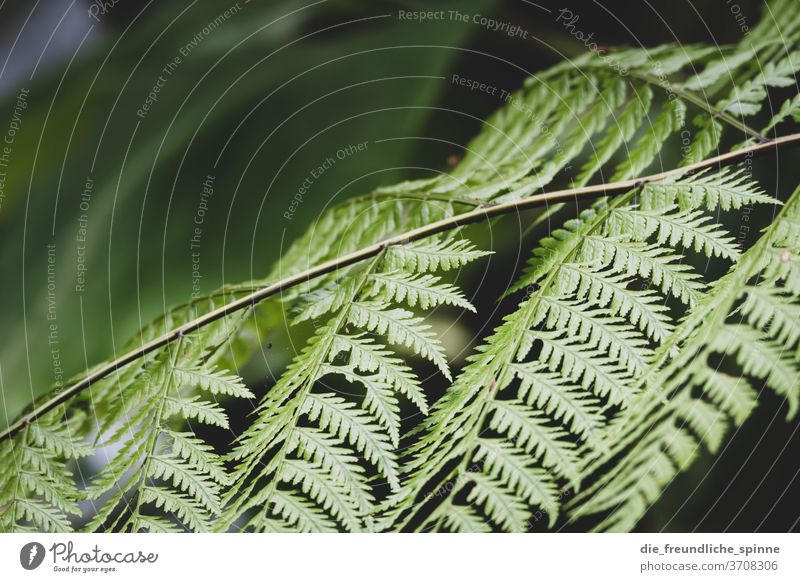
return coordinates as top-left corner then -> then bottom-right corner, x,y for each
1,0 -> 799,533
569,188 -> 800,532
221,238 -> 484,532
0,412 -> 91,532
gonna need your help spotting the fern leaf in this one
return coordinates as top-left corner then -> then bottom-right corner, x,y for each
641,168 -> 778,211
368,271 -> 476,312
574,85 -> 654,186
290,428 -> 374,513
572,185 -> 800,531
0,413 -> 90,533
147,456 -> 221,515
582,236 -> 705,306
303,393 -> 399,490
720,51 -> 800,116
680,46 -> 755,91
322,363 -> 400,446
677,397 -> 729,453
82,341 -> 240,532
386,236 -> 490,273
466,473 -> 530,532
4,5 -> 799,535
268,489 -> 338,533
611,98 -> 686,180
739,285 -> 800,346
610,206 -> 740,260
167,430 -> 230,486
536,294 -> 651,373
347,302 -> 450,379
512,363 -> 603,439
488,399 -> 581,486
164,396 -> 229,429
441,503 -> 492,533
712,324 -> 799,418
533,331 -> 636,407
140,486 -> 211,532
331,333 -> 428,413
557,264 -> 673,342
475,438 -> 560,525
280,459 -> 364,532
690,368 -> 757,425
173,366 -> 254,398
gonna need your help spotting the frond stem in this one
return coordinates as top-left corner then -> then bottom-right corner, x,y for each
2,132 -> 799,444
628,71 -> 766,142
126,336 -> 184,531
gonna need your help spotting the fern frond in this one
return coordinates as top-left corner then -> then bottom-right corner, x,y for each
386,236 -> 491,273
556,263 -> 673,342
740,284 -> 800,346
347,302 -> 450,378
641,168 -> 778,211
82,345 -> 243,532
609,206 -> 740,260
3,3 -> 798,535
512,363 -> 603,439
575,421 -> 700,532
488,399 -> 581,487
720,51 -> 800,117
368,271 -> 476,312
690,368 -> 757,425
465,472 -> 529,532
573,85 -> 653,186
535,295 -> 651,374
331,333 -> 428,414
323,363 -> 400,446
611,98 -> 686,181
382,20 -> 792,529
441,503 -> 492,533
764,93 -> 800,135
225,240 -> 481,531
475,438 -> 560,524
581,236 -> 705,306
290,428 -> 374,513
571,185 -> 800,531
280,459 -> 364,532
0,412 -> 90,532
304,392 -> 399,489
173,366 -> 254,399
680,45 -> 757,92
712,324 -> 799,418
164,396 -> 229,429
267,489 -> 338,533
532,332 -> 636,407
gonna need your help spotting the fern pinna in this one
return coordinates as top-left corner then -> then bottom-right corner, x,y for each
1,0 -> 799,532
222,239 -> 488,532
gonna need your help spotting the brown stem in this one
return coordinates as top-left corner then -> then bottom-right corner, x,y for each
2,132 -> 799,444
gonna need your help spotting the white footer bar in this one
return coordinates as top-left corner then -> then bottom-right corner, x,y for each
1,533 -> 797,581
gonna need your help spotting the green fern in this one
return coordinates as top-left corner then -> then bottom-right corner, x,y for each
569,186 -> 800,532
221,240 -> 485,532
1,0 -> 799,534
82,339 -> 251,532
381,168 -> 777,531
0,411 -> 91,532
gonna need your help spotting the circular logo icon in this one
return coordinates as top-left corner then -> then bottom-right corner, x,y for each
20,542 -> 46,570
